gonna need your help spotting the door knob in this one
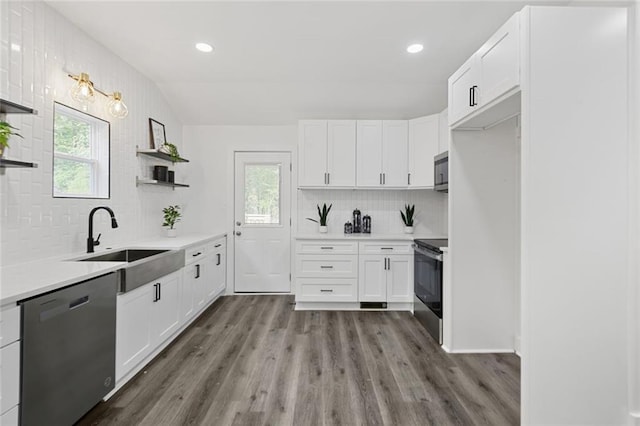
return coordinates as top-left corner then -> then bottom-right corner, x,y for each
235,231 -> 242,236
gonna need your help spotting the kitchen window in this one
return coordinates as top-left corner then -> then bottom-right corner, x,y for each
53,102 -> 110,198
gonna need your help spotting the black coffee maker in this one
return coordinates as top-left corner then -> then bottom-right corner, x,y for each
352,208 -> 362,233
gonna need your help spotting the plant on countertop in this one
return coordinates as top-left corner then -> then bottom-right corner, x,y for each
0,121 -> 23,156
400,204 -> 415,227
160,142 -> 181,162
162,205 -> 182,229
306,203 -> 332,226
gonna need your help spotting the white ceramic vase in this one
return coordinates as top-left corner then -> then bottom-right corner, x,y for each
319,225 -> 328,233
167,228 -> 177,238
404,226 -> 414,234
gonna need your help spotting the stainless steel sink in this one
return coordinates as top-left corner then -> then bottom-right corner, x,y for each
77,248 -> 185,293
79,249 -> 168,263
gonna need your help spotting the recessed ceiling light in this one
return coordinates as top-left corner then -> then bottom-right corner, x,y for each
195,42 -> 214,53
407,44 -> 424,54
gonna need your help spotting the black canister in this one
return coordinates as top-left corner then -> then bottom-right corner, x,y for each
363,215 -> 371,234
344,222 -> 353,234
352,208 -> 362,233
153,165 -> 168,181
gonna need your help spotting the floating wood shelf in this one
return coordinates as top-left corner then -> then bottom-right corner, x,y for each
0,99 -> 37,115
136,177 -> 190,189
136,148 -> 189,163
0,158 -> 38,168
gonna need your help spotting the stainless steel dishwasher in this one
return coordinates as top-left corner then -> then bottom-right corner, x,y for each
20,272 -> 117,426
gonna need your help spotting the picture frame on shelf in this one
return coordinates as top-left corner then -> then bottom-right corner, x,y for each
149,118 -> 166,149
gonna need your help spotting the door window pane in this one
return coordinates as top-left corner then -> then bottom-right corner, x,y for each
244,164 -> 281,224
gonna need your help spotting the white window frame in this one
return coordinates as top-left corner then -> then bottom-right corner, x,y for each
53,103 -> 110,199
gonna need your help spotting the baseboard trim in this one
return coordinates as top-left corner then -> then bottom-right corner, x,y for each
445,348 -> 516,354
295,301 -> 412,311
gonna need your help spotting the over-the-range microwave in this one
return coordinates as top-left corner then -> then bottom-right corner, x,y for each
434,151 -> 448,193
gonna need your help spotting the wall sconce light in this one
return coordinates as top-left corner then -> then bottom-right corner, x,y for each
67,72 -> 128,119
69,72 -> 96,105
107,92 -> 128,118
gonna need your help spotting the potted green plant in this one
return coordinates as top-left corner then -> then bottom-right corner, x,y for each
160,142 -> 181,162
162,205 -> 181,237
306,203 -> 332,233
0,121 -> 23,158
400,204 -> 415,234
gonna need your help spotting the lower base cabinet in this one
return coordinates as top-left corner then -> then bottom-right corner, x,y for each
358,254 -> 413,303
116,271 -> 181,382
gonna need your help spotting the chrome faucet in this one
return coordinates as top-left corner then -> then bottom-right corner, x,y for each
87,206 -> 119,253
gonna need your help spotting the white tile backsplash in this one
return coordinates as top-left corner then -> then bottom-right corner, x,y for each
298,188 -> 447,236
0,1 -> 187,267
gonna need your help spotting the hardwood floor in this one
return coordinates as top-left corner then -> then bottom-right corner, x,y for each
78,295 -> 520,426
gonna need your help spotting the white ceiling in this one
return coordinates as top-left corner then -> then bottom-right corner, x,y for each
47,1 -> 562,125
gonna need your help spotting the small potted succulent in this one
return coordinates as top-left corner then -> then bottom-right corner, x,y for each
306,203 -> 332,233
162,205 -> 181,237
0,121 -> 23,158
400,204 -> 415,234
160,142 -> 181,162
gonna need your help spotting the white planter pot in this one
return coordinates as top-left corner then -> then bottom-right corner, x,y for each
319,225 -> 328,233
404,226 -> 414,234
167,228 -> 177,238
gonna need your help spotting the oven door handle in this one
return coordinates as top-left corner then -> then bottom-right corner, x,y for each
412,244 -> 443,261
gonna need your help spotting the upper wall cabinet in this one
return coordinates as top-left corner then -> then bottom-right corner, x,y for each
357,120 -> 408,188
298,120 -> 356,187
448,12 -> 521,128
408,114 -> 440,188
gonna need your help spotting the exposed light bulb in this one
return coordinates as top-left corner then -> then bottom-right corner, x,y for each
107,92 -> 128,118
70,72 -> 96,104
195,42 -> 214,53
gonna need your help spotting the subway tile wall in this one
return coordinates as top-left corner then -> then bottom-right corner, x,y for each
0,1 -> 188,267
298,189 -> 447,236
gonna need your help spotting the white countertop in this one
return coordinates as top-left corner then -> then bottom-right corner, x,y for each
295,233 -> 446,241
0,232 -> 226,307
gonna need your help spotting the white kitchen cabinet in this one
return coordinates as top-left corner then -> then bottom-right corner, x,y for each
448,12 -> 520,127
181,262 -> 198,322
295,240 -> 358,303
358,242 -> 413,303
116,270 -> 182,382
356,120 -> 408,187
298,120 -> 356,187
438,108 -> 450,154
211,239 -> 226,297
408,114 -> 440,187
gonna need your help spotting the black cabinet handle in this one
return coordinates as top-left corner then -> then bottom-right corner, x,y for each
469,87 -> 474,107
192,252 -> 202,257
217,253 -> 221,266
327,173 -> 330,185
158,283 -> 161,301
214,244 -> 222,248
472,85 -> 478,106
196,264 -> 201,279
320,289 -> 334,293
153,284 -> 159,302
408,173 -> 411,185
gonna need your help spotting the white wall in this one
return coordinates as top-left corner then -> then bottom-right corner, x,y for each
520,6 -> 629,424
0,1 -> 185,268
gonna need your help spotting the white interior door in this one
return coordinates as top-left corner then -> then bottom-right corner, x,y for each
234,152 -> 291,292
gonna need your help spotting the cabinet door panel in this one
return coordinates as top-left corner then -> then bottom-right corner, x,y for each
477,13 -> 520,106
327,120 -> 356,187
182,265 -> 197,322
202,254 -> 219,302
382,120 -> 409,187
356,120 -> 383,187
154,272 -> 181,345
358,255 -> 386,302
408,115 -> 439,187
116,285 -> 153,381
298,120 -> 328,187
213,245 -> 226,296
0,341 -> 19,414
387,255 -> 414,303
448,55 -> 479,125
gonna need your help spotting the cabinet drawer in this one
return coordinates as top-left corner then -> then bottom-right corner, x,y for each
296,255 -> 357,278
0,341 -> 20,415
359,242 -> 412,254
0,305 -> 20,348
297,278 -> 357,302
296,240 -> 357,254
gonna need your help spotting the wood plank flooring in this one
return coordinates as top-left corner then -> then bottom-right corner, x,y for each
78,295 -> 520,426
